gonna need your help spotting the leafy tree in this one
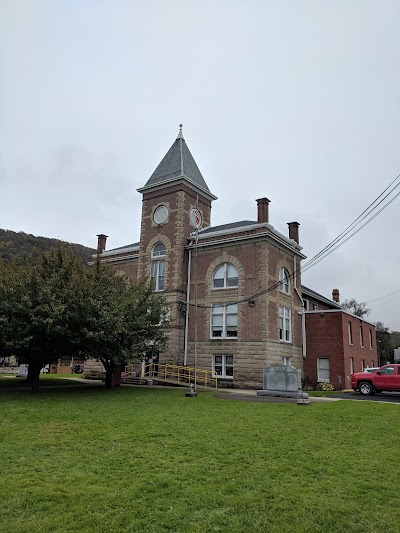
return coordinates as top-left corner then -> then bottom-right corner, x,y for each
0,250 -> 167,392
0,250 -> 87,391
80,260 -> 167,389
375,321 -> 394,364
341,298 -> 371,318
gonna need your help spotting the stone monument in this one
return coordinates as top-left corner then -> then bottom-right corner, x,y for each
257,364 -> 308,399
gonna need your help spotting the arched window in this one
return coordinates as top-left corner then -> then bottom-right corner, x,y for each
279,267 -> 290,294
213,263 -> 238,289
151,242 -> 166,291
152,243 -> 166,257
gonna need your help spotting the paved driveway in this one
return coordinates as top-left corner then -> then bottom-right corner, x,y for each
330,392 -> 400,403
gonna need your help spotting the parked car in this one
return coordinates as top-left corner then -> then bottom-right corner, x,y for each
351,364 -> 400,395
16,364 -> 28,378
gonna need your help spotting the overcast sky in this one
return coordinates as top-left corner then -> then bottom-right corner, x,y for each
1,1 -> 399,331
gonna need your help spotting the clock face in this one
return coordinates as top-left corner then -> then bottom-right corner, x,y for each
153,205 -> 168,225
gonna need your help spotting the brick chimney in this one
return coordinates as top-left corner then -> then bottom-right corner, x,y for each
256,198 -> 270,223
332,289 -> 340,303
287,222 -> 300,244
97,234 -> 108,254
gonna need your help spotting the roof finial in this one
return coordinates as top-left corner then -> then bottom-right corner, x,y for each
176,123 -> 185,140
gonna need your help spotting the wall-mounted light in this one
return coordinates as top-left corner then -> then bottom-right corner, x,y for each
248,299 -> 255,307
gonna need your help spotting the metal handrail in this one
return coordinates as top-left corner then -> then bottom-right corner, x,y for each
124,362 -> 218,388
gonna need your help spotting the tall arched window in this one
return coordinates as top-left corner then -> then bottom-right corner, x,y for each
213,263 -> 238,289
279,267 -> 290,294
151,243 -> 166,291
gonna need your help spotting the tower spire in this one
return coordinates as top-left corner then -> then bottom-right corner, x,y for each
176,123 -> 184,140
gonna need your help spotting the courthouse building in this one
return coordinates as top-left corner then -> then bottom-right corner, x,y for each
91,126 -> 308,388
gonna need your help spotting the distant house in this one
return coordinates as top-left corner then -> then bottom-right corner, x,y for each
301,287 -> 378,390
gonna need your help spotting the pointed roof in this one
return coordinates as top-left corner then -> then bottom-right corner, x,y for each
137,125 -> 217,200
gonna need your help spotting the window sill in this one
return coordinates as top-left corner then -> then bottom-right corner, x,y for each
211,287 -> 238,291
279,339 -> 292,344
210,337 -> 238,341
213,375 -> 233,380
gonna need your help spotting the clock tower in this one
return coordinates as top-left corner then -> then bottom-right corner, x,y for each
136,126 -> 217,362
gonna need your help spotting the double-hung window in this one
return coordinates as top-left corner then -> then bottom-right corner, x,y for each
151,243 -> 166,292
211,304 -> 238,338
279,267 -> 290,294
279,306 -> 291,342
348,322 -> 353,345
213,355 -> 234,378
317,358 -> 330,382
213,263 -> 238,289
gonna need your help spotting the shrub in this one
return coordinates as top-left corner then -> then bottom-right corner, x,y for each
315,382 -> 335,391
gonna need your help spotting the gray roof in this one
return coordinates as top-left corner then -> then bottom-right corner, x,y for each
199,220 -> 258,235
139,127 -> 214,197
301,285 -> 342,309
106,242 -> 140,252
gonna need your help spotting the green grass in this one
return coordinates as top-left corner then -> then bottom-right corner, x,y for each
1,386 -> 400,532
0,374 -> 88,388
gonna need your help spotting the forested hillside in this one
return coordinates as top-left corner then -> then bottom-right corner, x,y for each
0,229 -> 96,264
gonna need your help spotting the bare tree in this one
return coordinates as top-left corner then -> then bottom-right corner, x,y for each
341,298 -> 371,318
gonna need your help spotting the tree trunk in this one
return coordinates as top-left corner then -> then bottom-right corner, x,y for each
104,360 -> 116,389
30,366 -> 41,393
105,367 -> 114,389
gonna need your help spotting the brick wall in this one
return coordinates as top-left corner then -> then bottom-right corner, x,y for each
304,311 -> 378,390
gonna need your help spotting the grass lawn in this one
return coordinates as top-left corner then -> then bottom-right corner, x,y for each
0,375 -> 90,388
1,385 -> 400,532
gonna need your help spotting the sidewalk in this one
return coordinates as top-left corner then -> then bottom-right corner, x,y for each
213,388 -> 341,403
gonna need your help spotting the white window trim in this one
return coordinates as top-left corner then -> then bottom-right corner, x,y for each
212,263 -> 239,290
210,304 -> 238,339
360,326 -> 364,348
151,242 -> 166,292
279,267 -> 290,294
279,306 -> 291,343
348,321 -> 353,345
282,357 -> 292,366
152,243 -> 166,257
317,357 -> 330,383
212,355 -> 234,379
151,259 -> 165,292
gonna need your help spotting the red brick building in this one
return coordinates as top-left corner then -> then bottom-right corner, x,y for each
92,127 -> 306,388
302,287 -> 378,390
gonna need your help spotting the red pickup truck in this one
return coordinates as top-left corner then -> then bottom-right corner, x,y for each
351,364 -> 400,395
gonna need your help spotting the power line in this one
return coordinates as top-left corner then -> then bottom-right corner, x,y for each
301,174 -> 400,273
184,172 -> 400,309
366,288 -> 400,304
301,186 -> 400,275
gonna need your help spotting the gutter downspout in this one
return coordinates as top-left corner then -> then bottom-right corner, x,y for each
295,286 -> 306,359
183,247 -> 192,366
